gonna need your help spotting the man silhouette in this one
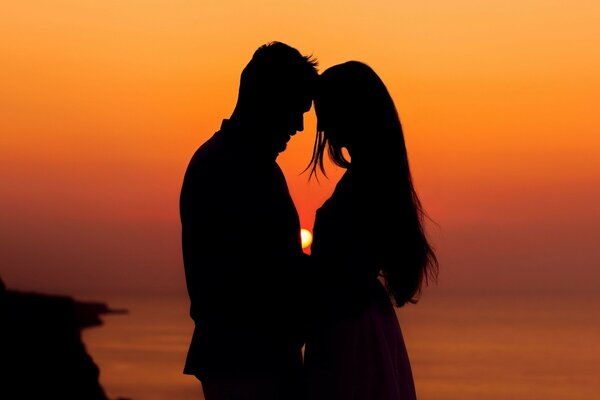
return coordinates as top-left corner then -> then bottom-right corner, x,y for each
179,42 -> 318,400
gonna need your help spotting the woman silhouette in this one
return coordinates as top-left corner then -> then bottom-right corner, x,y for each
304,61 -> 439,400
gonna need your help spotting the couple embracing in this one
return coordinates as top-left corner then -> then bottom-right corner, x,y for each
179,41 -> 438,400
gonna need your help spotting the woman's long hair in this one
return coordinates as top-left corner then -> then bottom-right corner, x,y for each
307,61 -> 438,306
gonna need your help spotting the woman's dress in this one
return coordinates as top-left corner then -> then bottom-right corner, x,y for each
304,170 -> 417,400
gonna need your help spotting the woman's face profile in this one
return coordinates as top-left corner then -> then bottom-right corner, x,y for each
316,94 -> 352,149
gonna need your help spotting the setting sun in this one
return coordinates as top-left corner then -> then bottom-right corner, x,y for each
300,228 -> 313,249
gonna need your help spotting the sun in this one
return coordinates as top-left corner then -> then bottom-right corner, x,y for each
300,228 -> 313,249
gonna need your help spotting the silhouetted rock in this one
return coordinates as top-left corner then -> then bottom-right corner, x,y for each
0,280 -> 127,400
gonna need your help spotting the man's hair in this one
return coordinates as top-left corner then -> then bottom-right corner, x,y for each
237,41 -> 319,109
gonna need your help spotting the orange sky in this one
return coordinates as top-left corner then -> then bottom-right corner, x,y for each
1,0 -> 599,295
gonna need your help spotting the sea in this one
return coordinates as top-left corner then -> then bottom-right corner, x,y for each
81,290 -> 600,400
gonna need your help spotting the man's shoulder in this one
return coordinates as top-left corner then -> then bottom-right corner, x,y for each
180,131 -> 225,211
191,130 -> 224,161
184,130 -> 229,174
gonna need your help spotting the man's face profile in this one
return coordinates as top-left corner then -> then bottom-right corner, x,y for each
263,89 -> 313,154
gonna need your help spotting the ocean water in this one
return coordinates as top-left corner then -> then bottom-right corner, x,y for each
82,290 -> 600,400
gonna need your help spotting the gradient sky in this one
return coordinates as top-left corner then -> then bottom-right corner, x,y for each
1,0 -> 599,296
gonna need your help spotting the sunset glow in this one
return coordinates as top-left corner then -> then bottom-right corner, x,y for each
1,0 -> 598,295
300,228 -> 313,250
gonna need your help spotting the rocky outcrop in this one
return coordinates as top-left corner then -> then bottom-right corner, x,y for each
0,279 -> 127,399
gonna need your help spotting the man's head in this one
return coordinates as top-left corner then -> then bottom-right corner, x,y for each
231,41 -> 319,155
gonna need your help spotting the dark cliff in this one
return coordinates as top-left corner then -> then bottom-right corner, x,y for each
0,279 -> 127,399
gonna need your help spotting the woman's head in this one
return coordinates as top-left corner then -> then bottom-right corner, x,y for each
309,61 -> 404,175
